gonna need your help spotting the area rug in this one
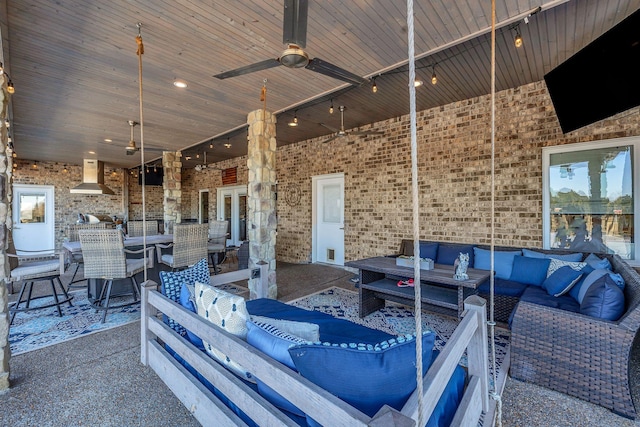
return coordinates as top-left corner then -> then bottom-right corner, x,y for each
9,282 -> 248,356
289,286 -> 510,426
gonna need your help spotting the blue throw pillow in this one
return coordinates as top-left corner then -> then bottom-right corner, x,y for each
509,256 -> 550,287
580,275 -> 625,321
436,244 -> 475,266
289,333 -> 435,417
419,242 -> 439,261
567,264 -> 595,302
522,248 -> 583,262
473,248 -> 521,280
584,253 -> 612,270
575,268 -> 611,304
159,258 -> 210,335
179,283 -> 205,350
542,266 -> 583,297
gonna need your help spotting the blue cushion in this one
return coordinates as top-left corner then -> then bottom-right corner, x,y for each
419,242 -> 439,261
473,248 -> 521,280
522,248 -> 583,262
584,253 -> 612,270
478,278 -> 528,297
519,286 -> 580,312
289,333 -> 435,418
159,258 -> 210,335
247,321 -> 309,417
436,244 -> 475,266
580,275 -> 625,321
509,256 -> 551,286
567,264 -> 595,301
179,284 -> 205,350
542,266 -> 583,297
575,268 -> 610,304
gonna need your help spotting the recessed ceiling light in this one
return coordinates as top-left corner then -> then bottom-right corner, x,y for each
104,138 -> 112,142
173,80 -> 188,88
88,150 -> 96,154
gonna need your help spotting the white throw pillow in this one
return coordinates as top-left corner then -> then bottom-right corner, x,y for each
195,281 -> 255,383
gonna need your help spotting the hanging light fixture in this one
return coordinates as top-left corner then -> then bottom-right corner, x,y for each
288,110 -> 299,127
329,99 -> 334,114
6,80 -> 14,94
63,164 -> 68,173
514,25 -> 523,48
414,79 -> 423,87
431,65 -> 437,85
372,77 -> 378,93
224,138 -> 231,148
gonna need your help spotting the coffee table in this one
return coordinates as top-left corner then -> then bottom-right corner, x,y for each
346,256 -> 490,318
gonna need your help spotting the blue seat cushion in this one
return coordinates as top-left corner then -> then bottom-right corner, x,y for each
478,278 -> 528,297
474,248 -> 521,280
509,256 -> 551,287
419,242 -> 439,261
159,258 -> 210,336
289,333 -> 436,418
580,275 -> 625,321
519,286 -> 580,313
437,243 -> 475,266
246,298 -> 394,344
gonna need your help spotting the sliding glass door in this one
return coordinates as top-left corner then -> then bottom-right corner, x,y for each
217,185 -> 247,246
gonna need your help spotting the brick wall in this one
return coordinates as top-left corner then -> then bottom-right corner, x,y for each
12,160 -> 124,247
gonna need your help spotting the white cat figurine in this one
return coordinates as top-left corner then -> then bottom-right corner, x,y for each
454,252 -> 469,281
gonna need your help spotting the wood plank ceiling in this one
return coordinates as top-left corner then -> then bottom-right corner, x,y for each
2,0 -> 639,169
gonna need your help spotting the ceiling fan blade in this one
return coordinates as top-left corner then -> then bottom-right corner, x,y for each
320,123 -> 339,133
306,58 -> 367,86
283,0 -> 308,48
214,59 -> 281,79
323,134 -> 340,144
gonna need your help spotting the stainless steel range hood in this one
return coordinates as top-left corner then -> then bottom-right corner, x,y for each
70,159 -> 115,195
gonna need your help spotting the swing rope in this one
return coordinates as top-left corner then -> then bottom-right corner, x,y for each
405,1 -> 424,426
489,1 -> 504,425
136,23 -> 148,282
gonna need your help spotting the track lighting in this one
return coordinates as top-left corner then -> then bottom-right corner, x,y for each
372,77 -> 378,93
329,99 -> 334,114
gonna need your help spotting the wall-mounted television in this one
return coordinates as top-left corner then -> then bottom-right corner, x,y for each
544,9 -> 640,134
139,167 -> 163,186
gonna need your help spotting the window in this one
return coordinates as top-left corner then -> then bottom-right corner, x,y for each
543,137 -> 638,263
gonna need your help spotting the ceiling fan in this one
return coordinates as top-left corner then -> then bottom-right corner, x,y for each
213,0 -> 367,86
320,106 -> 384,143
125,120 -> 165,155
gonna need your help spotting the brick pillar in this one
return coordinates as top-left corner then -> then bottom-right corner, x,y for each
246,109 -> 277,299
0,78 -> 11,390
162,151 -> 182,233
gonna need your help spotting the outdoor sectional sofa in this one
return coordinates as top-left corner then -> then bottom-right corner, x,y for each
140,258 -> 492,426
398,239 -> 640,419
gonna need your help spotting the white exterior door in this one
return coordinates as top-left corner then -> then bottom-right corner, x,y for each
217,185 -> 247,246
12,184 -> 55,253
313,174 -> 345,265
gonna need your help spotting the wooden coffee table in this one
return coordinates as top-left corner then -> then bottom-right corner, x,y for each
346,256 -> 490,318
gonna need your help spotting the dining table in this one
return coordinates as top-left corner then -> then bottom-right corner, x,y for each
62,234 -> 174,255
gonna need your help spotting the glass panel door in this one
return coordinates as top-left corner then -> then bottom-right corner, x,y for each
217,185 -> 247,246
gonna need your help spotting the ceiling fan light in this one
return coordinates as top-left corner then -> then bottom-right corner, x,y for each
126,140 -> 137,151
280,45 -> 309,68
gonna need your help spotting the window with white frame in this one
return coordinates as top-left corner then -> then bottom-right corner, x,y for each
543,137 -> 638,262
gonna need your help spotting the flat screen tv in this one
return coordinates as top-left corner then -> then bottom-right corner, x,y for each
544,9 -> 640,134
139,167 -> 163,186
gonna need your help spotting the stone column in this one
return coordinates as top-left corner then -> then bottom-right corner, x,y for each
0,79 -> 11,390
162,151 -> 182,233
246,109 -> 277,299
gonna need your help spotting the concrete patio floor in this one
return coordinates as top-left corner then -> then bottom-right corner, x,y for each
1,261 -> 638,426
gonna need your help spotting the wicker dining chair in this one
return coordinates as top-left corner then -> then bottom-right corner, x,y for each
7,241 -> 73,324
155,223 -> 209,270
127,220 -> 158,237
78,229 -> 154,323
66,222 -> 114,288
208,220 -> 229,273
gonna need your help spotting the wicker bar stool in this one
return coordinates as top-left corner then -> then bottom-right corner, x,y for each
155,223 -> 209,271
78,229 -> 154,323
8,243 -> 73,325
66,223 -> 113,288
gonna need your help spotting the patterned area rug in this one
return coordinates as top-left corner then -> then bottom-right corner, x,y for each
290,286 -> 511,426
9,282 -> 248,356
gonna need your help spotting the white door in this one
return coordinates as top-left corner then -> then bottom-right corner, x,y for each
313,174 -> 344,265
217,185 -> 247,246
12,184 -> 55,253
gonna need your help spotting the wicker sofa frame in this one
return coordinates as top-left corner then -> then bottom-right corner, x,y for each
398,239 -> 640,419
140,267 -> 492,426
